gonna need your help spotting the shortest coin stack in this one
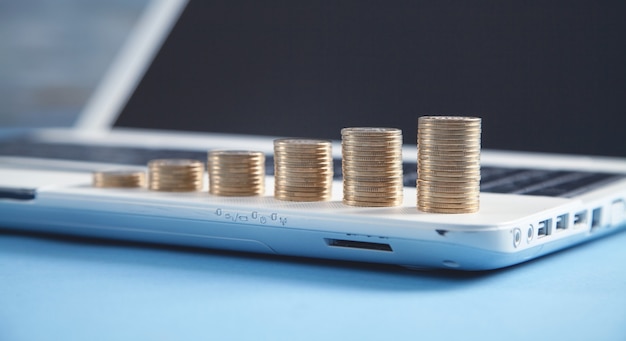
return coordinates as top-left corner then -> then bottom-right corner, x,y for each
148,159 -> 204,192
274,139 -> 333,201
417,116 -> 481,213
92,170 -> 146,188
207,150 -> 265,196
341,127 -> 404,207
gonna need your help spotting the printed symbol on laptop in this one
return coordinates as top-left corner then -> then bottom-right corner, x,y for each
213,208 -> 287,226
251,211 -> 267,224
224,212 -> 245,222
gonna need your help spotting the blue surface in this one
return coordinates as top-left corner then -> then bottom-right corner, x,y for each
1,229 -> 625,341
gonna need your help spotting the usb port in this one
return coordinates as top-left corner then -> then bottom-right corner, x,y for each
573,211 -> 587,226
591,208 -> 602,229
537,219 -> 552,238
556,214 -> 569,231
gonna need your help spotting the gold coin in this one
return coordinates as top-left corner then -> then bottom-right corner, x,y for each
342,156 -> 403,162
344,161 -> 403,168
343,177 -> 404,184
418,201 -> 481,208
274,138 -> 332,146
417,206 -> 479,214
418,137 -> 480,143
210,179 -> 265,187
343,170 -> 404,176
344,183 -> 404,190
274,164 -> 334,171
418,116 -> 481,125
274,162 -> 334,170
208,162 -> 264,168
341,127 -> 401,135
275,192 -> 332,199
417,126 -> 482,134
273,138 -> 333,202
275,181 -> 333,189
417,165 -> 480,173
343,198 -> 404,207
418,161 -> 480,167
417,125 -> 481,132
418,179 -> 480,187
417,142 -> 480,149
343,196 -> 404,203
207,150 -> 265,196
418,198 -> 480,207
341,127 -> 403,207
148,159 -> 204,168
345,191 -> 404,199
418,155 -> 480,163
417,167 -> 481,174
416,116 -> 481,213
418,195 -> 480,203
344,178 -> 403,185
417,179 -> 480,189
93,170 -> 146,188
341,137 -> 401,143
417,196 -> 480,203
211,186 -> 265,194
417,143 -> 481,150
417,188 -> 480,196
208,150 -> 265,159
147,159 -> 204,192
418,178 -> 481,186
418,127 -> 481,133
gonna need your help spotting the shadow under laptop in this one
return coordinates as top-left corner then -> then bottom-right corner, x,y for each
0,228 -> 508,290
5,227 -> 621,292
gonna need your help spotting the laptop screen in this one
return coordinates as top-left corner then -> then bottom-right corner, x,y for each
115,0 -> 626,157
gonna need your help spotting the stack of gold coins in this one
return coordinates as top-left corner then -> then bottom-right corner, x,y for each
417,116 -> 481,213
207,150 -> 265,196
147,159 -> 204,192
92,170 -> 145,188
273,139 -> 333,201
341,127 -> 404,207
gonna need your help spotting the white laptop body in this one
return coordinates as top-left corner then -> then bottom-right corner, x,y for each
1,0 -> 625,271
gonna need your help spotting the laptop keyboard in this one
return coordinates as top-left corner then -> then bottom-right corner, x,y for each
0,139 -> 622,198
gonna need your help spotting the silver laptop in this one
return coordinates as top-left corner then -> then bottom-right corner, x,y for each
1,0 -> 625,270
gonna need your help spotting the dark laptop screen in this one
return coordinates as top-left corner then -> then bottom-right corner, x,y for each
116,0 -> 626,157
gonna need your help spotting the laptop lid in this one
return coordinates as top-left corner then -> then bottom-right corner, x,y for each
91,0 -> 626,157
0,1 -> 163,128
74,0 -> 187,131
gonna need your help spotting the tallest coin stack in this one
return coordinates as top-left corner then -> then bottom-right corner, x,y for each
417,116 -> 482,213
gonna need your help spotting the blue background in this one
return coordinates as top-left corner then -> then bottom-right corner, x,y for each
2,229 -> 625,340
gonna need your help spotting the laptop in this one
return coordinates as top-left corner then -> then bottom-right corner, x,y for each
1,0 -> 625,270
